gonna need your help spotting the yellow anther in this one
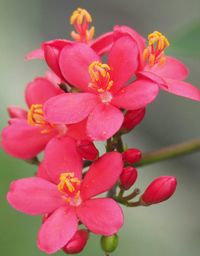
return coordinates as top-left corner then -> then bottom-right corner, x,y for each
143,31 -> 170,67
27,104 -> 54,133
57,172 -> 81,195
70,8 -> 92,25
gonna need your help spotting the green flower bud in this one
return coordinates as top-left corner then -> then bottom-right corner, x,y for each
100,234 -> 119,253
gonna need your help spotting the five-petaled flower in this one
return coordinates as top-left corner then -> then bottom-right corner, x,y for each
7,137 -> 124,254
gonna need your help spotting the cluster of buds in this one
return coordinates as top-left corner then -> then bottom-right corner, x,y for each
1,6 -> 200,256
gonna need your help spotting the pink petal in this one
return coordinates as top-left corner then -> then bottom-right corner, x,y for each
87,103 -> 124,140
25,48 -> 44,60
108,36 -> 139,92
59,43 -> 100,92
147,56 -> 189,80
43,136 -> 83,183
1,120 -> 56,159
25,77 -> 63,107
77,198 -> 124,235
67,119 -> 90,141
137,70 -> 167,87
91,31 -> 114,56
44,93 -> 99,124
7,177 -> 64,215
45,70 -> 61,85
80,152 -> 123,200
112,79 -> 159,110
36,161 -> 54,183
37,207 -> 78,254
7,106 -> 27,119
114,25 -> 146,69
162,78 -> 200,101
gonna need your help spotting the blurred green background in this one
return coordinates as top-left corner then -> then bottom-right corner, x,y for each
0,0 -> 200,255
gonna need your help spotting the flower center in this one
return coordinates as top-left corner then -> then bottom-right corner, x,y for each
70,8 -> 95,43
57,172 -> 81,206
143,31 -> 170,67
27,104 -> 55,134
88,61 -> 114,98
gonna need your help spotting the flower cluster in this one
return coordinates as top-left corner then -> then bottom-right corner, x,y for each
1,7 -> 200,255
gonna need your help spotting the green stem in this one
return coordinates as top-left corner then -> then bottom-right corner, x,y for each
122,188 -> 140,201
134,138 -> 200,167
25,156 -> 40,166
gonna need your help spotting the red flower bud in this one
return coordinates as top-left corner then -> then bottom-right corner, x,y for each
7,106 -> 27,119
122,148 -> 142,164
77,140 -> 99,161
141,176 -> 177,205
63,229 -> 89,254
120,166 -> 138,190
121,108 -> 145,132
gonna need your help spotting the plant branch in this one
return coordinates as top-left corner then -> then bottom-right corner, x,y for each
134,138 -> 200,167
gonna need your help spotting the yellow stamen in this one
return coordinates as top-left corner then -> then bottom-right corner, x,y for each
70,8 -> 92,25
27,104 -> 54,134
143,31 -> 170,67
70,8 -> 95,43
57,172 -> 81,194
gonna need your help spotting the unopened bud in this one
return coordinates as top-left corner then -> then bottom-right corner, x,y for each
121,108 -> 145,133
63,229 -> 89,254
101,234 -> 119,253
120,166 -> 138,190
77,140 -> 99,161
141,176 -> 177,205
7,106 -> 27,119
122,148 -> 142,164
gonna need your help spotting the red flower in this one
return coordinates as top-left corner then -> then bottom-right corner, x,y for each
1,72 -> 92,159
44,36 -> 159,141
7,137 -> 124,254
138,31 -> 200,101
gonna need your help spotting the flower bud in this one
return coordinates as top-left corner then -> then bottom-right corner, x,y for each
77,140 -> 99,161
121,108 -> 145,133
120,166 -> 138,190
63,229 -> 89,254
141,176 -> 177,205
7,106 -> 27,119
101,234 -> 119,253
122,148 -> 142,164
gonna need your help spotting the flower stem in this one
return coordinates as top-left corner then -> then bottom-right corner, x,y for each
134,138 -> 200,167
25,156 -> 40,166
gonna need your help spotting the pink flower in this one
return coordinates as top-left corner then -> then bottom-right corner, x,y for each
122,148 -> 142,164
141,176 -> 177,205
26,8 -> 114,79
137,31 -> 200,101
44,36 -> 159,141
1,72 -> 92,159
7,137 -> 124,254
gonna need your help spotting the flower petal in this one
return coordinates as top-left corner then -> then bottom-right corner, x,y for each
162,78 -> 200,101
7,177 -> 63,215
113,25 -> 146,69
25,77 -> 63,107
43,136 -> 83,183
112,79 -> 159,110
108,36 -> 139,92
87,103 -> 124,140
25,48 -> 44,60
77,198 -> 124,235
7,106 -> 27,119
91,31 -> 114,56
44,93 -> 99,124
67,119 -> 90,141
59,43 -> 100,91
147,56 -> 189,80
1,120 -> 56,159
37,207 -> 78,254
80,152 -> 123,200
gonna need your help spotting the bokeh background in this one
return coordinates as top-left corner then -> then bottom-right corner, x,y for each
0,0 -> 200,255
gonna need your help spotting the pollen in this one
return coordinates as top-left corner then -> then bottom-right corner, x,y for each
27,104 -> 54,134
57,172 -> 81,205
88,61 -> 114,93
143,31 -> 170,67
70,8 -> 95,43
